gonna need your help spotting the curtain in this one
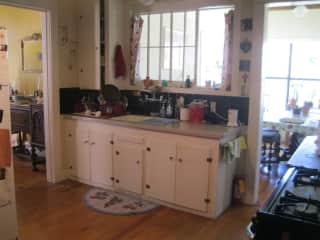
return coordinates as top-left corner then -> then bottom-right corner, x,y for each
129,16 -> 144,85
222,10 -> 234,91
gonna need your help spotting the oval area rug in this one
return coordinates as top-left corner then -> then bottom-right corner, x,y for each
83,188 -> 160,215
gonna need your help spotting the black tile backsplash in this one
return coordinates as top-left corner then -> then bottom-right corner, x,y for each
60,88 -> 249,125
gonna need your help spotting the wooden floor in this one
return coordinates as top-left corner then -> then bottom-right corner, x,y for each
14,158 -> 286,240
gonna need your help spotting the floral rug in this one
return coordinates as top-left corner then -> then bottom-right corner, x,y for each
83,188 -> 159,215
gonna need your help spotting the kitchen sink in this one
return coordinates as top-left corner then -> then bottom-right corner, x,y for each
110,114 -> 154,123
111,114 -> 178,125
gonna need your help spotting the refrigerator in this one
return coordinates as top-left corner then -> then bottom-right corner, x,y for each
0,26 -> 18,240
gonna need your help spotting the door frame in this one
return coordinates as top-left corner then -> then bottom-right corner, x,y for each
0,0 -> 60,183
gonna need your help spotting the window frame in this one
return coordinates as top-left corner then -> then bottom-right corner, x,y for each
136,6 -> 235,88
264,42 -> 320,110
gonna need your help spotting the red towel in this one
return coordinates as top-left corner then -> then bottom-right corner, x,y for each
114,44 -> 127,78
0,129 -> 11,167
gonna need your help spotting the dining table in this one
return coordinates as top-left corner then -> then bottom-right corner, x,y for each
262,109 -> 320,146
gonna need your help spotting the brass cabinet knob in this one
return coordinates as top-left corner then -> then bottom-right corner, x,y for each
178,158 -> 183,163
110,140 -> 114,145
115,179 -> 119,183
146,147 -> 151,152
115,151 -> 119,155
83,140 -> 89,144
136,160 -> 140,164
169,156 -> 174,160
90,142 -> 96,145
146,184 -> 150,189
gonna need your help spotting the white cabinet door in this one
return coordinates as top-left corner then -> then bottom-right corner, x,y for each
145,138 -> 176,203
175,143 -> 211,212
62,119 -> 76,171
113,136 -> 144,194
89,124 -> 113,186
73,122 -> 90,181
77,0 -> 100,90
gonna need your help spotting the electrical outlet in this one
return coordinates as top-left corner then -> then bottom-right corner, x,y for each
210,101 -> 216,112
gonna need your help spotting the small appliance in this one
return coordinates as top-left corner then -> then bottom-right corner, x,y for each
227,109 -> 238,127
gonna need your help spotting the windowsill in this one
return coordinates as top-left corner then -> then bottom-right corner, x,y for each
122,82 -> 239,96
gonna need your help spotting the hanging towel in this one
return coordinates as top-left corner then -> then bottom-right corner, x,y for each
0,129 -> 11,168
114,44 -> 127,78
222,136 -> 247,163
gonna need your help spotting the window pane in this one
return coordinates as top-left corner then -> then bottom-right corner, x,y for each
289,80 -> 320,108
184,47 -> 195,81
138,47 -> 147,80
185,11 -> 196,46
161,13 -> 171,47
149,14 -> 160,47
262,41 -> 290,77
172,12 -> 185,47
291,43 -> 320,79
197,9 -> 227,86
149,48 -> 160,79
263,78 -> 287,113
140,15 -> 148,47
172,47 -> 184,81
160,47 -> 171,80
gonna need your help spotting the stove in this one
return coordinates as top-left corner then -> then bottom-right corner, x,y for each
248,167 -> 320,240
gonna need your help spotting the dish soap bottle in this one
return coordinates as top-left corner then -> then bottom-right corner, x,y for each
185,75 -> 191,88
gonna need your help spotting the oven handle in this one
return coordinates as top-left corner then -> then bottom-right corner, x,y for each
246,222 -> 255,239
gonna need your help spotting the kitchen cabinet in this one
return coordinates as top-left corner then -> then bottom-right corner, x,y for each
113,134 -> 144,194
76,0 -> 100,90
175,143 -> 211,212
89,123 -> 113,186
145,137 -> 211,212
62,117 -> 237,218
73,121 -> 90,181
63,119 -> 113,186
145,138 -> 176,203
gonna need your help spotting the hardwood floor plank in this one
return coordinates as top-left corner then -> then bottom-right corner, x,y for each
13,157 -> 281,240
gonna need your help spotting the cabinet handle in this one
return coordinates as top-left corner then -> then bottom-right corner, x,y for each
115,179 -> 119,183
110,140 -> 114,145
90,142 -> 96,145
83,140 -> 89,144
68,133 -> 72,137
146,184 -> 150,189
80,68 -> 83,72
178,158 -> 183,163
69,165 -> 72,169
115,151 -> 119,155
110,177 -> 114,181
169,156 -> 174,160
136,160 -> 140,164
146,147 -> 151,152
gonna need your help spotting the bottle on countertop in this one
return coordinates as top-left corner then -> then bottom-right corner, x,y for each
185,75 -> 191,88
166,97 -> 173,118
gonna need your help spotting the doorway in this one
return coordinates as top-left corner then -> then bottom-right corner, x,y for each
260,1 -> 320,182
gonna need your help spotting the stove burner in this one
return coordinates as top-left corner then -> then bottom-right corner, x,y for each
294,203 -> 318,219
293,168 -> 320,187
275,190 -> 320,223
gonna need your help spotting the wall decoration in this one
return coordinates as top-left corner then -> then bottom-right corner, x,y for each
239,60 -> 250,72
241,18 -> 253,32
240,39 -> 252,53
21,33 -> 42,73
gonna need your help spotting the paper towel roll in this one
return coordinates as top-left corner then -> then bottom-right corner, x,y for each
180,108 -> 190,121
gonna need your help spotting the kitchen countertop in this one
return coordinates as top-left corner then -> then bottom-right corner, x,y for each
288,136 -> 320,170
63,113 -> 246,142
